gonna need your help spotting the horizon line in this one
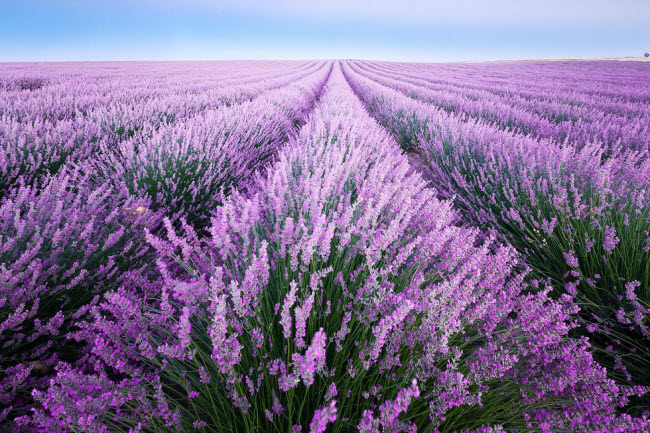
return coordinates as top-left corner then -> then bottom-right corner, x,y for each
1,56 -> 649,64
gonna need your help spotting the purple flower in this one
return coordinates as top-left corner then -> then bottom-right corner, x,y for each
309,400 -> 337,433
298,328 -> 327,386
563,250 -> 579,268
379,379 -> 420,428
325,382 -> 338,401
602,225 -> 620,254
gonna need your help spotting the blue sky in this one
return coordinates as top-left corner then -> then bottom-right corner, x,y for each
1,0 -> 648,62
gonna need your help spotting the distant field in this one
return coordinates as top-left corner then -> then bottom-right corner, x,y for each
2,59 -> 649,432
532,56 -> 650,62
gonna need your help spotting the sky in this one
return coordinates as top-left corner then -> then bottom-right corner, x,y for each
0,0 -> 648,62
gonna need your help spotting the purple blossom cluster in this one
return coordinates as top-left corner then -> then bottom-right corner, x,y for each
1,59 -> 649,432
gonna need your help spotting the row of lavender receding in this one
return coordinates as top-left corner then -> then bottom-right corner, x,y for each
352,60 -> 650,153
0,61 -> 328,198
342,60 -> 650,416
1,60 -> 331,428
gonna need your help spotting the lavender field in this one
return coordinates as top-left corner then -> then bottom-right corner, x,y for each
1,59 -> 649,432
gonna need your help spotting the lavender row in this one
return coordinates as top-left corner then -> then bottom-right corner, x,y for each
0,62 -> 332,427
343,61 -> 650,403
351,61 -> 650,152
0,61 -> 329,199
365,60 -> 650,107
28,63 -> 648,432
1,61 -> 325,146
80,61 -> 333,228
358,60 -> 650,131
0,61 -> 318,122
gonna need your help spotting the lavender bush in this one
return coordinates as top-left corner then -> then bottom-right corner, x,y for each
350,60 -> 650,153
0,172 -> 160,425
1,61 -> 327,428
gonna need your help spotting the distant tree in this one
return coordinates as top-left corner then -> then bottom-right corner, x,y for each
645,52 -> 650,58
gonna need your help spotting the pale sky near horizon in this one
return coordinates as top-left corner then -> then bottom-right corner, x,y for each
1,0 -> 648,62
